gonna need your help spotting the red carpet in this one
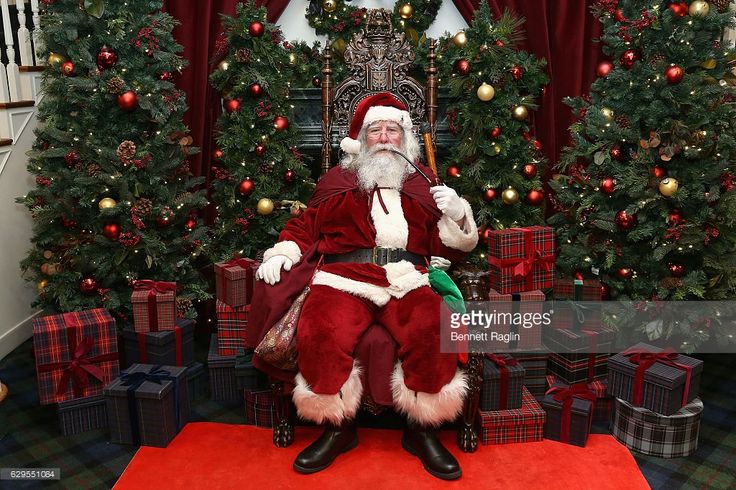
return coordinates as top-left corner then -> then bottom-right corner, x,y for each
114,422 -> 650,489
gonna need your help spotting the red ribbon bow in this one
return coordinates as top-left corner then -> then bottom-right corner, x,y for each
486,354 -> 519,410
545,383 -> 597,443
623,347 -> 693,407
133,280 -> 176,332
487,229 -> 554,290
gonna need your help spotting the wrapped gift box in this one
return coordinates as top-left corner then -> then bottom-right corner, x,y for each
545,327 -> 615,384
33,308 -> 120,405
546,375 -> 613,424
185,362 -> 208,402
131,280 -> 177,333
514,351 -> 548,399
244,389 -> 276,427
207,334 -> 240,402
104,364 -> 189,447
235,350 -> 268,390
481,354 -> 525,411
121,319 -> 194,368
553,278 -> 603,301
608,343 -> 703,416
215,258 -> 258,307
542,384 -> 595,447
487,226 -> 554,294
479,387 -> 545,445
216,300 -> 249,356
57,395 -> 107,436
487,289 -> 545,351
611,396 -> 703,458
551,278 -> 603,332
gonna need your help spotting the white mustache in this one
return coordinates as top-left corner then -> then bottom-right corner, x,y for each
369,143 -> 399,155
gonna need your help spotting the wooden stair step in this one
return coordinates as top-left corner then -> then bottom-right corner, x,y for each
19,66 -> 45,73
0,101 -> 35,109
0,139 -> 12,147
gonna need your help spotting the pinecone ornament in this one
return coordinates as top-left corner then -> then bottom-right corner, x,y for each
87,163 -> 102,176
649,52 -> 665,67
235,48 -> 252,63
132,198 -> 153,216
176,297 -> 193,318
107,76 -> 125,94
660,277 -> 684,290
711,0 -> 731,13
615,115 -> 630,128
117,140 -> 136,161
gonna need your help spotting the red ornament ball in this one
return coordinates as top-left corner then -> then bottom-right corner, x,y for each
616,267 -> 633,279
669,2 -> 689,17
225,99 -> 241,113
61,61 -> 74,76
117,91 -> 138,111
284,169 -> 296,183
600,177 -> 616,195
522,163 -> 537,179
249,83 -> 263,97
312,77 -> 321,87
64,149 -> 80,168
494,40 -> 505,47
255,143 -> 266,156
273,115 -> 289,131
668,210 -> 683,225
212,148 -> 224,161
652,165 -> 668,178
490,127 -> 501,138
481,227 -> 494,245
522,131 -> 532,141
249,21 -> 265,37
616,210 -> 637,230
526,189 -> 544,206
159,71 -> 173,81
185,218 -> 197,231
596,60 -> 614,77
620,49 -> 640,69
510,65 -> 524,80
446,166 -> 461,178
156,207 -> 174,227
610,146 -> 624,161
532,139 -> 543,151
455,59 -> 471,75
614,9 -> 626,22
80,277 -> 98,294
238,178 -> 255,197
482,188 -> 497,202
668,263 -> 685,278
96,46 -> 117,70
102,223 -> 120,240
665,65 -> 684,84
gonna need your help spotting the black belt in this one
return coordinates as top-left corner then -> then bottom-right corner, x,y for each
324,247 -> 425,266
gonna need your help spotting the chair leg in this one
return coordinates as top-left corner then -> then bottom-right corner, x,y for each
271,380 -> 295,448
457,353 -> 482,452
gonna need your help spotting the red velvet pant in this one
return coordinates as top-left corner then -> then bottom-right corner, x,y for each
296,284 -> 457,395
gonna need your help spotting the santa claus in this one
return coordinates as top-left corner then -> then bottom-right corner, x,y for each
251,92 -> 478,480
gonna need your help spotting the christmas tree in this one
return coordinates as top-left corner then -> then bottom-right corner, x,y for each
436,3 -> 549,266
209,2 -> 314,261
549,1 -> 736,346
18,0 -> 209,322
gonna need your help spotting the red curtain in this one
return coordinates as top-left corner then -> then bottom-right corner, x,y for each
452,0 -> 604,168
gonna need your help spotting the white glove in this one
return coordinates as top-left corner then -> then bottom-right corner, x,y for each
255,255 -> 293,285
430,185 -> 465,221
430,256 -> 451,271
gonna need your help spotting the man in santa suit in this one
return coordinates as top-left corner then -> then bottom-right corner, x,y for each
254,92 -> 478,480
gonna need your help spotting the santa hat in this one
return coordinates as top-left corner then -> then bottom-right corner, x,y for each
340,92 -> 413,155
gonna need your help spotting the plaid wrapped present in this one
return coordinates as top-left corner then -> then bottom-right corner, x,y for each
545,327 -> 615,384
131,280 -> 177,332
216,300 -> 249,356
481,354 -> 525,411
608,342 -> 703,416
215,258 -> 258,307
514,351 -> 548,399
207,334 -> 240,402
553,278 -> 603,301
542,383 -> 595,447
33,308 -> 120,405
121,319 -> 194,367
244,389 -> 276,427
480,386 -> 545,445
104,364 -> 190,448
611,396 -> 703,458
488,289 -> 545,351
185,362 -> 208,402
546,375 -> 613,424
487,226 -> 554,294
57,394 -> 107,436
552,279 -> 604,332
235,350 -> 268,390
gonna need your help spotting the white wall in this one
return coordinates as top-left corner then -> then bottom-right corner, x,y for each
278,0 -> 468,45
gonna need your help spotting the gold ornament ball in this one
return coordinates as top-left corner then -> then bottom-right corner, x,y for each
659,178 -> 679,196
701,58 -> 717,69
501,187 -> 520,205
689,0 -> 710,16
492,144 -> 502,155
399,3 -> 414,19
512,105 -> 529,121
601,107 -> 615,121
217,60 -> 229,72
98,197 -> 117,210
43,250 -> 54,260
38,279 -> 48,291
48,52 -> 64,66
477,83 -> 496,101
322,0 -> 337,14
453,31 -> 468,48
257,198 -> 275,215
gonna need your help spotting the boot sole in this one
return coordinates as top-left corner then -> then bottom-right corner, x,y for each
401,438 -> 462,481
293,436 -> 359,474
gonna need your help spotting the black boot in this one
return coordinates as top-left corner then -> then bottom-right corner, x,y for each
402,422 -> 462,480
293,419 -> 358,474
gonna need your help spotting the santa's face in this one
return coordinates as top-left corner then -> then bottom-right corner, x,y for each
356,122 -> 409,190
365,121 -> 403,152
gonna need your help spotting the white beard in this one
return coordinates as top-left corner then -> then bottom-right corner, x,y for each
356,145 -> 410,191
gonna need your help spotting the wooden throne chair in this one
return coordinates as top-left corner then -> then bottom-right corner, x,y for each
270,8 -> 483,453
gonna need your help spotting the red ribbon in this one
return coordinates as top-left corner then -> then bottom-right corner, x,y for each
37,312 -> 118,399
137,332 -> 148,363
582,329 -> 598,382
487,229 -> 554,290
136,325 -> 183,366
486,354 -> 519,410
133,280 -> 176,332
623,347 -> 693,407
219,257 -> 255,305
545,383 -> 597,443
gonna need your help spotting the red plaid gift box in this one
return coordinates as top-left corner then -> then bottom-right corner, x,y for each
552,278 -> 603,331
33,309 -> 120,405
544,326 -> 615,384
487,226 -> 554,294
546,375 -> 613,424
488,289 -> 545,351
553,277 -> 603,301
243,389 -> 276,427
216,300 -> 249,356
515,351 -> 549,399
215,258 -> 258,307
131,280 -> 176,332
479,386 -> 545,445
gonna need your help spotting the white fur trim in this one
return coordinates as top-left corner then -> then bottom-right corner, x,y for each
341,137 -> 361,155
437,198 -> 478,252
293,361 -> 363,425
384,260 -> 429,299
391,363 -> 467,427
312,271 -> 392,306
371,189 -> 408,249
363,106 -> 413,131
262,240 -> 302,264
